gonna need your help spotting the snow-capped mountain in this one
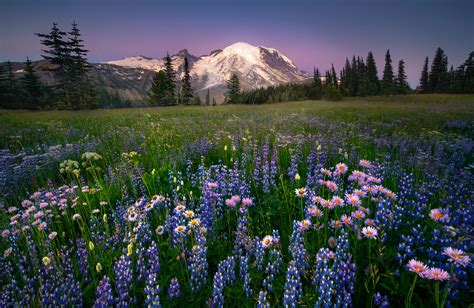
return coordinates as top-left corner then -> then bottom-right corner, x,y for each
104,42 -> 307,103
105,49 -> 199,75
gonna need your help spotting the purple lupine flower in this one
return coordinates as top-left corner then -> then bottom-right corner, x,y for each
144,272 -> 161,307
283,262 -> 302,307
212,271 -> 225,308
257,290 -> 270,308
188,228 -> 208,292
167,277 -> 181,300
114,255 -> 133,306
239,255 -> 252,297
94,276 -> 114,307
288,220 -> 308,275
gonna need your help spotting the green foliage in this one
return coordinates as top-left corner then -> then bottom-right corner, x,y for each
420,57 -> 430,93
226,73 -> 241,103
381,50 -> 395,95
149,70 -> 176,106
396,60 -> 410,94
181,57 -> 193,104
33,22 -> 97,109
323,83 -> 343,101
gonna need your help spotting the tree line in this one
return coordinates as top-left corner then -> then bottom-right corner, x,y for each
0,22 -> 96,110
230,48 -> 473,104
148,55 -> 202,106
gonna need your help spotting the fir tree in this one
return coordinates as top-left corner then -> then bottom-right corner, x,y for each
226,73 -> 241,103
350,56 -> 359,96
163,53 -> 177,105
461,51 -> 474,93
0,61 -> 18,108
149,70 -> 174,106
313,68 -> 323,98
66,21 -> 96,109
419,56 -> 430,93
429,47 -> 448,93
357,57 -> 367,96
35,22 -> 68,100
212,97 -> 216,106
366,52 -> 380,95
396,59 -> 409,94
381,49 -> 395,95
20,58 -> 45,109
330,64 -> 338,89
181,57 -> 193,104
205,89 -> 210,105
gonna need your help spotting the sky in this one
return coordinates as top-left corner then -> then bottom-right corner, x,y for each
1,0 -> 473,87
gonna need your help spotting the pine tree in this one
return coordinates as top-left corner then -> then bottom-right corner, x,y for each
181,57 -> 193,104
226,74 -> 241,103
20,58 -> 45,109
330,64 -> 338,89
36,22 -> 68,103
313,68 -> 323,98
66,21 -> 96,109
419,57 -> 430,93
340,58 -> 352,96
381,49 -> 395,95
205,89 -> 210,105
396,59 -> 409,94
350,56 -> 359,96
429,47 -> 448,93
212,97 -> 216,106
149,70 -> 174,106
461,51 -> 474,93
366,52 -> 380,95
163,53 -> 177,105
0,61 -> 18,108
357,57 -> 367,96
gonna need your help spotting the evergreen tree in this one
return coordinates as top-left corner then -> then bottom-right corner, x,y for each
461,51 -> 474,93
149,70 -> 175,106
66,21 -> 96,109
0,61 -> 18,108
396,59 -> 410,94
163,53 -> 177,105
212,97 -> 216,106
205,89 -> 210,105
181,57 -> 193,104
366,52 -> 380,95
226,73 -> 241,103
36,22 -> 68,102
20,57 -> 45,109
381,49 -> 395,95
340,58 -> 352,96
350,56 -> 359,96
330,64 -> 338,89
357,57 -> 367,96
419,56 -> 430,93
313,68 -> 323,98
429,47 -> 448,93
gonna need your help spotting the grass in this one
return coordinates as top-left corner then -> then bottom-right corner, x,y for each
0,94 -> 472,307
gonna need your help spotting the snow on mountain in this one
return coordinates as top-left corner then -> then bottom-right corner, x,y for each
104,49 -> 198,75
103,42 -> 307,103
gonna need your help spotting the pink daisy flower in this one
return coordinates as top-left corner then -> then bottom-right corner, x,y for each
262,235 -> 273,249
407,259 -> 428,277
361,226 -> 378,239
443,247 -> 471,267
429,208 -> 449,222
242,198 -> 253,206
335,163 -> 348,175
426,267 -> 450,281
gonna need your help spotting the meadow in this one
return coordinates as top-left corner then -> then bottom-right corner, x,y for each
0,94 -> 473,307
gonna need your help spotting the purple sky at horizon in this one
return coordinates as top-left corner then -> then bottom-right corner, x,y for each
1,0 -> 473,87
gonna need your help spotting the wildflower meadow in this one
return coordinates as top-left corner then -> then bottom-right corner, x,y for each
0,95 -> 473,307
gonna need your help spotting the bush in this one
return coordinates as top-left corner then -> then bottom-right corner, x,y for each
323,84 -> 343,101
